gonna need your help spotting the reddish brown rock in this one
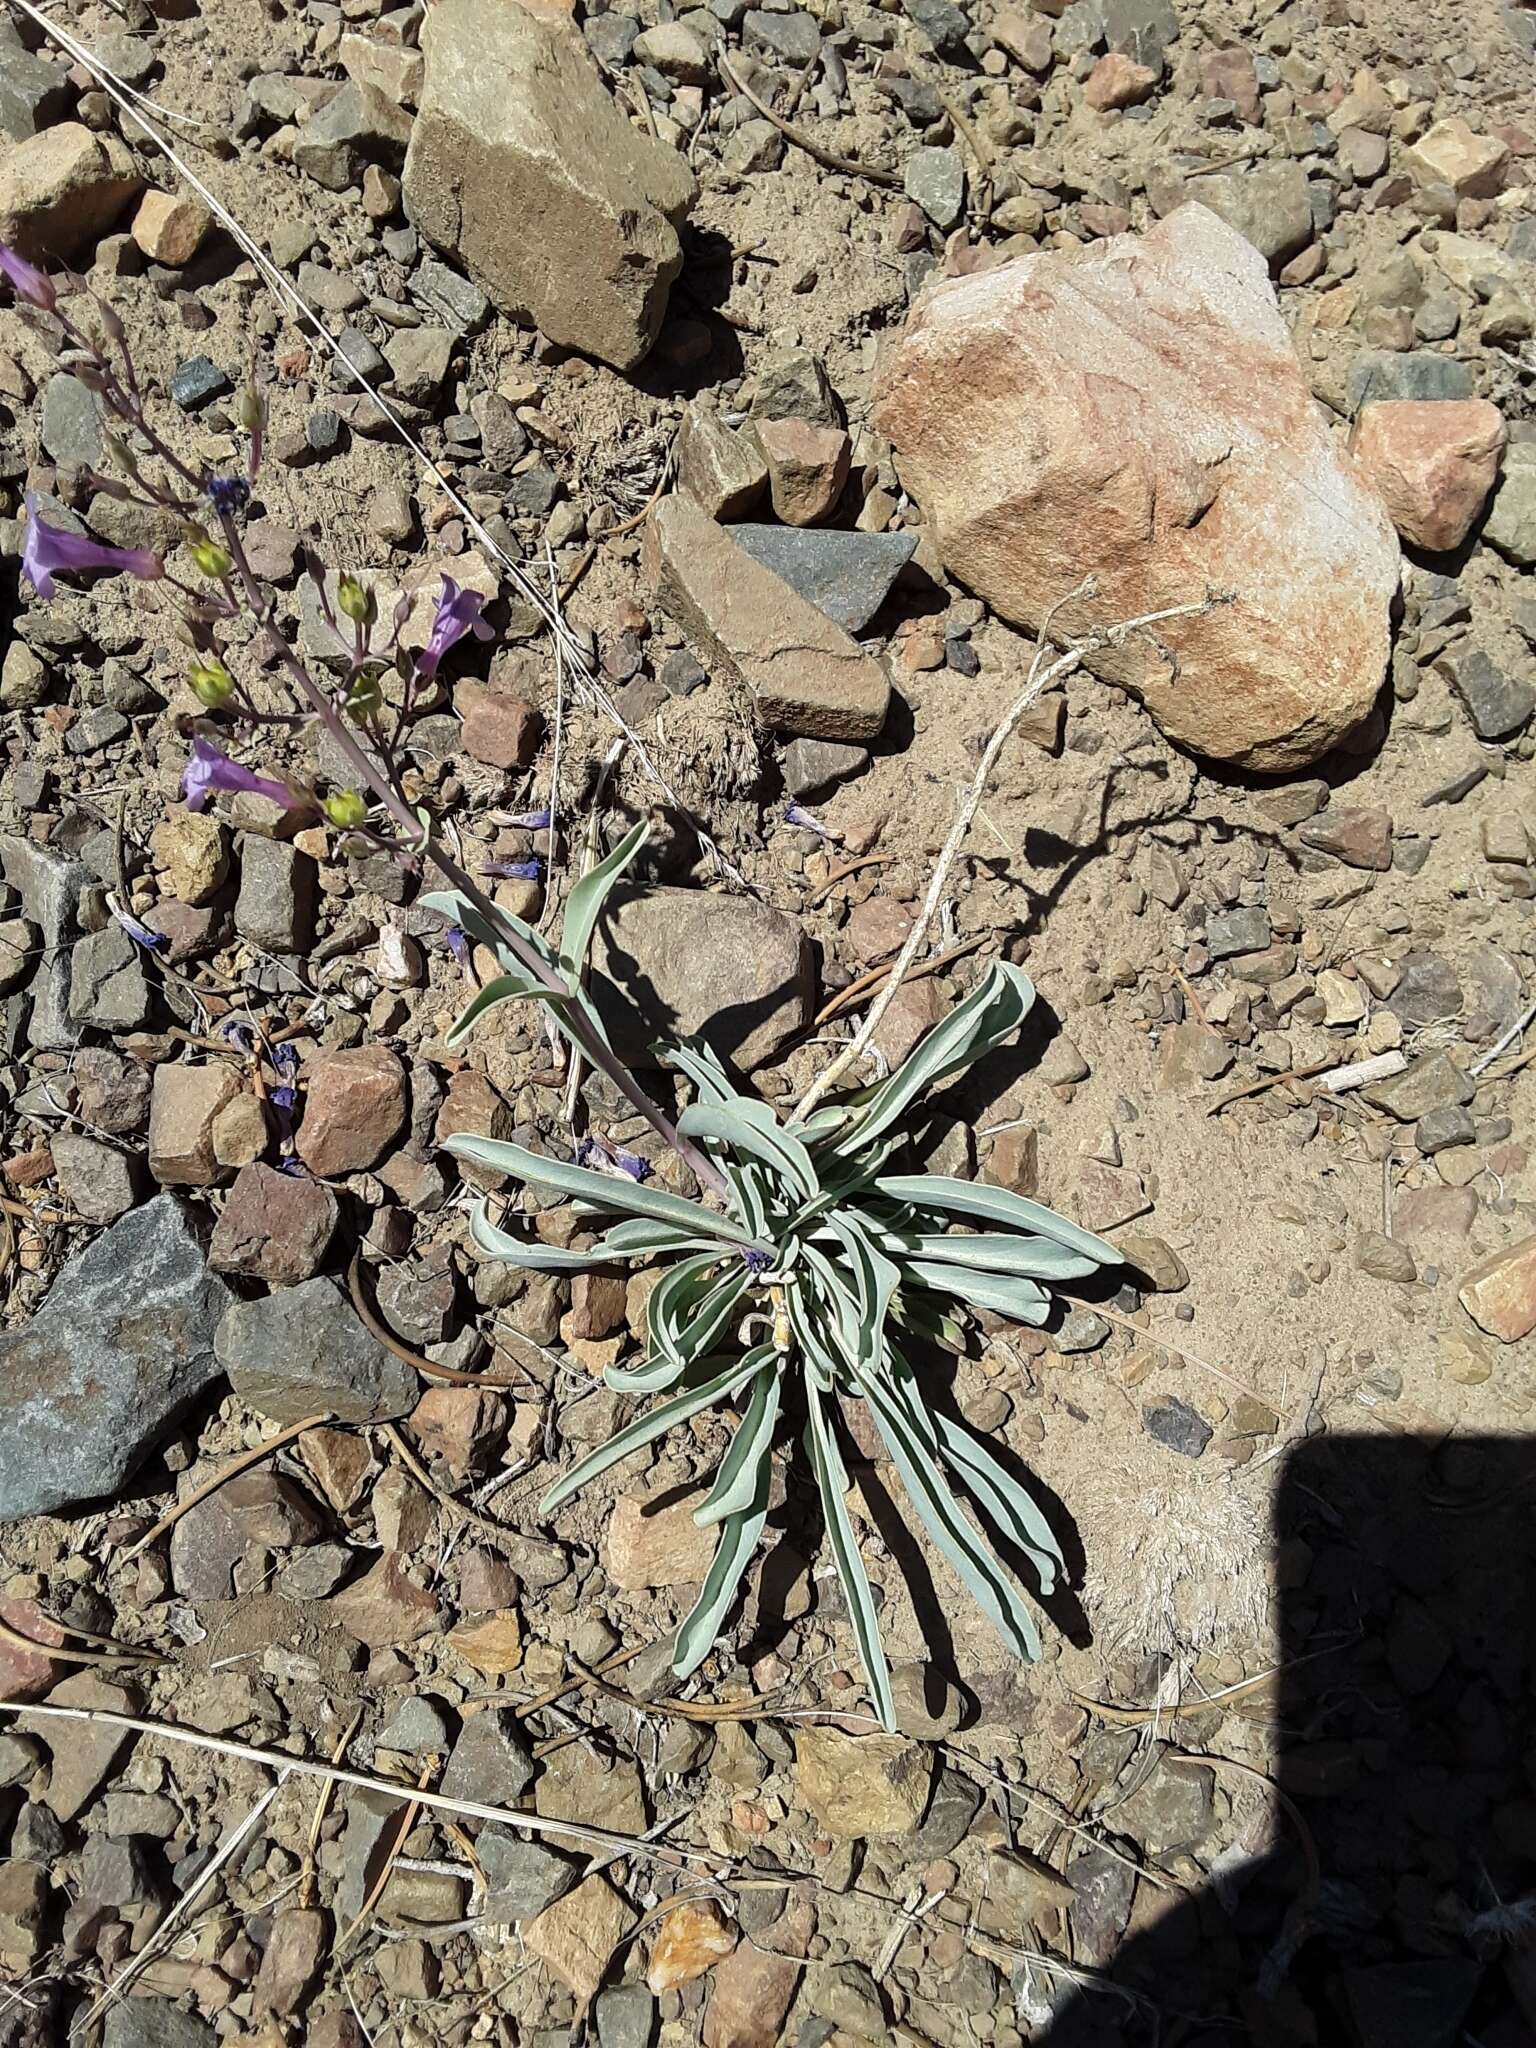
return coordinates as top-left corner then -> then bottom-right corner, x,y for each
409,1386 -> 508,1475
1458,1235 -> 1536,1342
874,203 -> 1400,771
454,680 -> 543,770
756,417 -> 852,527
148,1062 -> 242,1186
252,1905 -> 329,2019
567,1268 -> 628,1341
332,1552 -> 440,1648
647,494 -> 890,741
1200,46 -> 1261,122
703,1916 -> 805,2048
1296,806 -> 1393,871
296,1046 -> 407,1177
209,1163 -> 339,1285
604,1482 -> 716,1589
0,1598 -> 65,1703
1349,400 -> 1505,552
1083,52 -> 1158,110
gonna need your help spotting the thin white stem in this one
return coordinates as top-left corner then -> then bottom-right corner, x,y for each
1471,993 -> 1536,1077
794,585 -> 1219,1123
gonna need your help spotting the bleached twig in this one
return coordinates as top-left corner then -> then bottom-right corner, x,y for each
793,580 -> 1225,1123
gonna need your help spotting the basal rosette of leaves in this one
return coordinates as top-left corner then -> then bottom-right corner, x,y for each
430,822 -> 1121,1731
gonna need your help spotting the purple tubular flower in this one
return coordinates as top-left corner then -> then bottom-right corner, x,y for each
110,902 -> 167,952
495,807 -> 552,831
181,735 -> 301,816
221,1020 -> 253,1053
742,1247 -> 772,1276
416,575 -> 493,680
480,858 -> 542,882
783,800 -> 838,841
0,243 -> 55,310
20,495 -> 163,599
576,1136 -> 654,1183
443,926 -> 471,969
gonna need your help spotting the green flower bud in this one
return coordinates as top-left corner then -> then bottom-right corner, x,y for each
324,789 -> 369,830
345,670 -> 384,725
238,386 -> 266,435
189,659 -> 235,709
184,526 -> 233,579
337,574 -> 377,627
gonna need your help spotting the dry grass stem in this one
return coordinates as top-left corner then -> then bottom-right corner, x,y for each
794,582 -> 1222,1121
2,1700 -> 724,1868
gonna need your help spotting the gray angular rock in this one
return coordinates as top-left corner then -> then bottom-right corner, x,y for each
441,1708 -> 537,1806
1484,449 -> 1536,567
0,27 -> 72,142
591,884 -> 814,1071
1173,162 -> 1312,266
477,1826 -> 579,1920
0,832 -> 84,1051
1435,645 -> 1535,740
748,340 -> 839,427
727,525 -> 916,632
40,372 -> 105,470
0,1195 -> 230,1522
1142,1394 -> 1212,1457
69,923 -> 152,1031
235,836 -> 315,955
905,144 -> 967,232
782,736 -> 870,801
293,79 -> 411,191
595,1984 -> 656,2048
1345,350 -> 1477,412
404,0 -> 695,370
214,1277 -> 417,1425
103,2002 -> 217,2048
899,0 -> 971,55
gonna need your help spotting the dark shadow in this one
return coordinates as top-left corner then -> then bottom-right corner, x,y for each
647,224 -> 747,396
1034,1433 -> 1536,2046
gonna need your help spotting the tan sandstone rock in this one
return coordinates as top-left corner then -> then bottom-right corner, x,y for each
0,123 -> 141,261
874,202 -> 1400,771
646,493 -> 890,741
403,0 -> 695,369
1349,399 -> 1505,553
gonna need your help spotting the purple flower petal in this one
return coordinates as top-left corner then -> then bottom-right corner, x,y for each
783,800 -> 838,842
479,858 -> 542,882
21,494 -> 163,600
110,902 -> 167,952
416,574 -> 493,681
0,243 -> 55,311
180,736 -> 302,816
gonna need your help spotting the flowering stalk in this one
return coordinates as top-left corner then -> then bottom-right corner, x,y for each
0,247 -> 728,1198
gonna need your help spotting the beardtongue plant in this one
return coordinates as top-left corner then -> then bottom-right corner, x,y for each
4,249 -> 1122,1728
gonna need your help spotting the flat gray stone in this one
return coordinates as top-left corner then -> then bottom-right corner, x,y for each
1345,350 -> 1477,413
40,372 -> 105,469
727,525 -> 916,632
591,883 -> 814,1071
214,1277 -> 416,1425
0,1195 -> 230,1521
68,922 -> 152,1031
476,1826 -> 579,1921
0,833 -> 85,1051
103,2001 -> 217,2048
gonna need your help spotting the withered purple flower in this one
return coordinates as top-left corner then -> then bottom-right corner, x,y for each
416,575 -> 493,680
577,1135 -> 653,1183
181,735 -> 302,816
494,807 -> 553,831
207,474 -> 250,519
783,800 -> 839,842
109,901 -> 167,952
0,242 -> 55,311
21,495 -> 163,600
480,858 -> 542,882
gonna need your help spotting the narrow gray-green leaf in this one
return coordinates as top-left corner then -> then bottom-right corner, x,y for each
559,818 -> 649,980
419,888 -> 561,979
679,1098 -> 819,1204
896,1231 -> 1102,1283
468,1201 -> 621,1270
825,1208 -> 903,1371
664,1037 -> 740,1108
877,1174 -> 1121,1265
447,970 -> 574,1047
673,1502 -> 768,1680
846,962 -> 1036,1150
856,1363 -> 1041,1661
927,1404 -> 1063,1596
444,1134 -> 757,1245
696,1366 -> 779,1527
806,1385 -> 894,1731
541,1353 -> 757,1514
905,1258 -> 1052,1326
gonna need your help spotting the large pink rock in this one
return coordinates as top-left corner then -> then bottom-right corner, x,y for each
1349,399 -> 1505,552
874,203 -> 1401,771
